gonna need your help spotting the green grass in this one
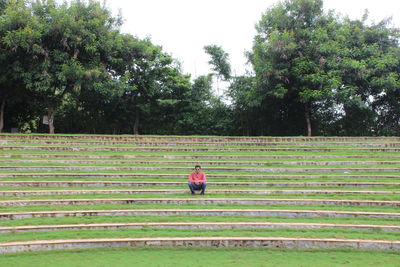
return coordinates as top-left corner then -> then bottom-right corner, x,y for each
1,214 -> 400,227
0,203 -> 399,213
1,227 -> 400,243
1,185 -> 399,190
0,247 -> 399,267
1,149 -> 398,158
0,192 -> 399,201
1,178 -> 400,184
1,162 -> 400,169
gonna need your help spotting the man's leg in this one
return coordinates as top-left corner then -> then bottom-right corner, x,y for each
188,182 -> 196,195
200,182 -> 207,195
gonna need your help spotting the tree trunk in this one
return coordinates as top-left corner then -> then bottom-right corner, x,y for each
305,104 -> 312,137
48,107 -> 56,134
0,98 -> 5,133
133,112 -> 139,135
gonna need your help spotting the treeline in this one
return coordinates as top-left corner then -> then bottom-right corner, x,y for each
0,0 -> 399,136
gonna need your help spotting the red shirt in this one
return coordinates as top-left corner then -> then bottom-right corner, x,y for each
188,171 -> 206,184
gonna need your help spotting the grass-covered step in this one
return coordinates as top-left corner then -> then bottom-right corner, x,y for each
4,139 -> 400,148
0,237 -> 399,253
1,221 -> 400,234
0,189 -> 399,197
0,198 -> 398,207
0,173 -> 398,181
1,214 -> 399,228
2,166 -> 400,172
2,159 -> 399,166
1,133 -> 399,142
1,181 -> 398,188
1,209 -> 400,220
2,247 -> 399,267
2,145 -> 400,152
2,153 -> 400,160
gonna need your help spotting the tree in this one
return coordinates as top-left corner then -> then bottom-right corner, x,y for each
251,0 -> 342,136
111,33 -> 190,134
333,17 -> 400,135
204,45 -> 231,81
15,0 -> 121,133
0,0 -> 41,132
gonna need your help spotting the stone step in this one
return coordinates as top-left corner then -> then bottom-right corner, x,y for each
3,139 -> 400,147
0,198 -> 398,207
0,173 -> 397,179
1,222 -> 399,234
2,166 -> 400,172
1,154 -> 399,160
2,133 -> 399,142
0,237 -> 399,253
1,209 -> 399,220
2,146 -> 400,152
1,181 -> 398,188
1,159 -> 399,166
0,189 -> 399,197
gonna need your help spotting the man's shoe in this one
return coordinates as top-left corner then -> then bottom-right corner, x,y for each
191,193 -> 196,196
200,192 -> 205,195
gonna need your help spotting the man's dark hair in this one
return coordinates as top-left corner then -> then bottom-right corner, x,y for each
195,165 -> 201,169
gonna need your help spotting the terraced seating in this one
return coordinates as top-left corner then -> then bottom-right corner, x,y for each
0,134 -> 399,255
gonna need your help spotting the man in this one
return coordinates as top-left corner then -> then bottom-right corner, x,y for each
188,165 -> 207,195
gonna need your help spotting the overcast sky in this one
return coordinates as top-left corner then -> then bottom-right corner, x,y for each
105,0 -> 400,79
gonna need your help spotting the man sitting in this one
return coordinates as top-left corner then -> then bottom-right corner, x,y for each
188,165 -> 207,195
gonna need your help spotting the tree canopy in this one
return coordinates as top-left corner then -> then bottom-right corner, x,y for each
0,0 -> 399,136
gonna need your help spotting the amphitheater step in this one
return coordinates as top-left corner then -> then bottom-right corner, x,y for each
0,189 -> 399,196
1,222 -> 399,233
1,154 -> 400,160
1,159 -> 399,166
3,139 -> 400,147
1,209 -> 399,220
0,198 -> 398,207
0,173 -> 398,179
2,166 -> 400,172
0,237 -> 399,253
2,146 -> 400,152
1,133 -> 399,142
0,181 -> 397,188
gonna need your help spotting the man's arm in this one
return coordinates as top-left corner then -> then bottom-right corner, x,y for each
188,173 -> 195,183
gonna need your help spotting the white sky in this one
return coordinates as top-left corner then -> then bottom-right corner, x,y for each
106,0 -> 400,79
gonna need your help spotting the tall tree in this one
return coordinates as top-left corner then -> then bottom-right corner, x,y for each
204,45 -> 231,81
333,17 -> 400,135
0,0 -> 41,132
111,34 -> 188,134
251,0 -> 342,136
16,0 -> 121,133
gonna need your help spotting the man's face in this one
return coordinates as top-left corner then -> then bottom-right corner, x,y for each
195,167 -> 201,173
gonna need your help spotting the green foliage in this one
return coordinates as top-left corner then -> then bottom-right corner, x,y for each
0,0 -> 399,136
204,44 -> 231,80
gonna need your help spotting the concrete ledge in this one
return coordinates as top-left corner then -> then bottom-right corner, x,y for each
1,209 -> 399,220
1,181 -> 397,188
1,222 -> 399,233
0,198 -> 398,207
0,189 -> 399,197
0,237 -> 399,253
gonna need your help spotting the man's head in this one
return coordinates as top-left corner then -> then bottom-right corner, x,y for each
194,165 -> 201,173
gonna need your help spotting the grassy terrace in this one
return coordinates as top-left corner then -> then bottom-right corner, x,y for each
1,247 -> 399,267
0,134 -> 399,259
